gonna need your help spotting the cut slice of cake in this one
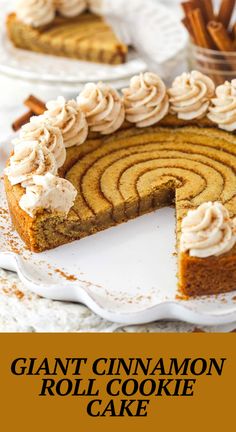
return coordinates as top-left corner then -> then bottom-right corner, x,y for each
7,11 -> 128,65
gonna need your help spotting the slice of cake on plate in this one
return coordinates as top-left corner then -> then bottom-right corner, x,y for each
7,0 -> 128,64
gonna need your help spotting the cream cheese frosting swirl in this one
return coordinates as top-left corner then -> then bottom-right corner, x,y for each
16,0 -> 55,27
5,140 -> 57,187
180,202 -> 236,258
207,80 -> 236,131
18,116 -> 66,168
45,97 -> 88,147
77,82 -> 125,134
55,0 -> 87,17
122,72 -> 169,127
19,173 -> 77,217
168,70 -> 215,120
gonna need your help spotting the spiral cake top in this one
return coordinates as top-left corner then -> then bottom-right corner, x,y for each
4,70 -> 236,258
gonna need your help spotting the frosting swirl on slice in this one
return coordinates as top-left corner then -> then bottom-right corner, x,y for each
122,72 -> 169,127
18,116 -> 66,167
208,80 -> 236,131
5,140 -> 57,186
55,0 -> 87,17
19,173 -> 77,217
16,0 -> 55,27
180,202 -> 236,258
45,97 -> 88,147
77,82 -> 125,134
168,70 -> 215,120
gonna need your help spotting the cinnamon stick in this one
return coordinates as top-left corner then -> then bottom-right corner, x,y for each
188,8 -> 214,48
233,22 -> 236,45
218,0 -> 235,29
199,0 -> 215,22
24,95 -> 46,115
12,110 -> 34,132
181,1 -> 199,16
12,95 -> 46,132
232,21 -> 236,37
182,16 -> 196,41
207,20 -> 235,51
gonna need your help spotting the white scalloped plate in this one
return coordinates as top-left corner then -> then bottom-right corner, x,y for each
1,137 -> 236,325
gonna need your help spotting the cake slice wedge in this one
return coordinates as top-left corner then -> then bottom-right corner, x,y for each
7,12 -> 128,65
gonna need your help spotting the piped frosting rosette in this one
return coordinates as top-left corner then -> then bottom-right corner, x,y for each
122,72 -> 169,127
5,140 -> 58,187
16,0 -> 88,27
16,0 -> 55,27
77,82 -> 125,134
168,70 -> 215,120
180,202 -> 236,258
54,0 -> 88,18
208,80 -> 236,132
44,97 -> 88,148
17,116 -> 66,168
19,173 -> 77,217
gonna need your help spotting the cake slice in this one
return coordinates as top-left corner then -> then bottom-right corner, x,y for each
7,12 -> 128,65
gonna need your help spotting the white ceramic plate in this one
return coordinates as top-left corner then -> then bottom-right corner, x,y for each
1,137 -> 236,325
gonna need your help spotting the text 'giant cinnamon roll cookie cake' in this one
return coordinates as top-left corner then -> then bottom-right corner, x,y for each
7,0 -> 128,64
4,71 -> 236,298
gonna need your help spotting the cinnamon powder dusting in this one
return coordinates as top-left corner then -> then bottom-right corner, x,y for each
55,268 -> 77,281
0,205 -> 26,254
1,282 -> 24,300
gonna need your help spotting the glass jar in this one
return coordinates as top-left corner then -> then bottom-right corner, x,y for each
188,43 -> 236,85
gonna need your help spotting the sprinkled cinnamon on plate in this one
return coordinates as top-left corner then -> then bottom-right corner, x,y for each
0,207 -> 8,215
55,268 -> 77,281
1,283 -> 24,300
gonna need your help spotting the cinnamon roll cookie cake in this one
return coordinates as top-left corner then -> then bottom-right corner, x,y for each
4,71 -> 236,298
7,0 -> 127,64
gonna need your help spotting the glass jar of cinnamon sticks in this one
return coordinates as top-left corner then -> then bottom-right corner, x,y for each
182,0 -> 236,85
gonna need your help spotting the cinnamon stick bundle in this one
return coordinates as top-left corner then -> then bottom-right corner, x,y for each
181,0 -> 236,83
